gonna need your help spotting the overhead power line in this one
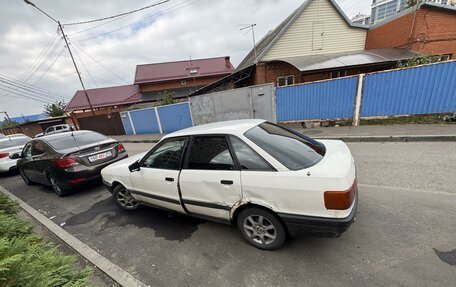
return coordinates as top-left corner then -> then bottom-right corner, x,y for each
0,86 -> 48,104
71,46 -> 98,87
77,0 -> 200,42
0,74 -> 69,99
0,78 -> 68,102
72,42 -> 128,84
62,0 -> 170,26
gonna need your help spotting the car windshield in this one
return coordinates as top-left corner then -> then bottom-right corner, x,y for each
46,132 -> 109,150
0,137 -> 30,149
244,122 -> 325,170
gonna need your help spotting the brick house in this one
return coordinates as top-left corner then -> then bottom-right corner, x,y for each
134,56 -> 234,101
192,0 -> 422,96
366,2 -> 456,60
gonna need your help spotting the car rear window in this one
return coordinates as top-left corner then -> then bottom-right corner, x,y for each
0,137 -> 30,149
244,123 -> 325,170
46,132 -> 109,150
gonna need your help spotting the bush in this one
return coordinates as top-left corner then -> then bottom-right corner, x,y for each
0,193 -> 93,287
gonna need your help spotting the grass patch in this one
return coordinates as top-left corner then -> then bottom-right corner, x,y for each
0,193 -> 93,287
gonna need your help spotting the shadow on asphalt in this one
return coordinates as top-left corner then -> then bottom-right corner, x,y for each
65,196 -> 205,242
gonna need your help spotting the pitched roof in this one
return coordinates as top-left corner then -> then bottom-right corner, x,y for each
65,85 -> 141,112
134,56 -> 235,85
237,0 -> 368,71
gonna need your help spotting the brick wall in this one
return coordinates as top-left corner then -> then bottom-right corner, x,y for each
366,7 -> 456,58
139,75 -> 228,93
254,62 -> 301,86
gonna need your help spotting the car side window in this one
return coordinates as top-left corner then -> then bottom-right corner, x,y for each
230,136 -> 274,171
32,141 -> 46,156
141,138 -> 186,170
22,143 -> 33,159
185,136 -> 235,170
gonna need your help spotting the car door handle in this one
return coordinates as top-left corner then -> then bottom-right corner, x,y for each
221,180 -> 233,185
165,177 -> 174,182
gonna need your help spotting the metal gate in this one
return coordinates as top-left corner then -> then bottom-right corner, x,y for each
188,83 -> 276,125
77,113 -> 125,135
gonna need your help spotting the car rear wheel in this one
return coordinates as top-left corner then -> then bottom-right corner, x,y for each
113,185 -> 140,211
237,207 -> 286,250
48,175 -> 68,197
19,169 -> 34,186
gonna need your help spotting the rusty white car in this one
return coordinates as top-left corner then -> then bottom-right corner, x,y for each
101,120 -> 357,250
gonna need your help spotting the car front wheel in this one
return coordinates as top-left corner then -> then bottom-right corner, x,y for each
113,185 -> 140,211
237,207 -> 287,250
19,168 -> 34,186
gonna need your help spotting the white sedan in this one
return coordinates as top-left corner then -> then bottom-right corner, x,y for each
0,134 -> 31,173
101,120 -> 357,250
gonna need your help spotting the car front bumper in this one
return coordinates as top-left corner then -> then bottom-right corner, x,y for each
278,196 -> 358,237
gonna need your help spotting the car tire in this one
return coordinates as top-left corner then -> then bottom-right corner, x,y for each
19,168 -> 34,186
48,175 -> 68,197
113,184 -> 140,211
237,207 -> 287,250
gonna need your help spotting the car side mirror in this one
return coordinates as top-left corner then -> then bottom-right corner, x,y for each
129,161 -> 140,173
9,153 -> 22,160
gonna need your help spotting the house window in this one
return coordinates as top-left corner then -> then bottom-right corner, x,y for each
277,75 -> 295,87
438,54 -> 452,61
331,70 -> 347,79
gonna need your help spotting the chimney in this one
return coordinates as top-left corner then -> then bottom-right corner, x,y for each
225,56 -> 231,69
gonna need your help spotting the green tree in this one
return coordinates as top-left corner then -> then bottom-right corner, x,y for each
407,0 -> 420,7
43,101 -> 66,117
157,90 -> 177,106
397,55 -> 441,68
0,120 -> 19,129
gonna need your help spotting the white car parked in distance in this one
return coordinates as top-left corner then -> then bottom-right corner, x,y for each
0,134 -> 31,172
101,119 -> 358,250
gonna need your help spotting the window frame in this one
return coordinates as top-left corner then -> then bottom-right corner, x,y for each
277,75 -> 295,87
182,135 -> 240,171
228,135 -> 276,172
139,136 -> 189,171
31,140 -> 47,157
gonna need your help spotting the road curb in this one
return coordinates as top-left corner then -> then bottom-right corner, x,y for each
316,135 -> 456,142
0,186 -> 148,287
118,135 -> 456,143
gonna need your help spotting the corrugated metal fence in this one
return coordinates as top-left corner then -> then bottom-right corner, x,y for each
276,77 -> 358,122
362,61 -> 456,117
120,102 -> 193,135
276,60 -> 456,123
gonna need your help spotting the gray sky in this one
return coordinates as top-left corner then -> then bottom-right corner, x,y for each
0,0 -> 371,118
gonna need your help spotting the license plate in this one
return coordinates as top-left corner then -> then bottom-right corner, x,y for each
88,151 -> 112,163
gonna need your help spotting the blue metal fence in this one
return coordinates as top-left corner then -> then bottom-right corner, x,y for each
121,102 -> 193,135
129,108 -> 160,134
157,102 -> 193,133
362,61 -> 456,117
276,77 -> 359,122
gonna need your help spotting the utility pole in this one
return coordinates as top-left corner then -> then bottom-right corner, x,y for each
23,0 -> 96,116
240,24 -> 258,63
0,111 -> 11,122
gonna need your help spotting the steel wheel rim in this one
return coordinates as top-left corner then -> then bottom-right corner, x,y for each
243,215 -> 277,245
49,177 -> 62,194
117,188 -> 138,209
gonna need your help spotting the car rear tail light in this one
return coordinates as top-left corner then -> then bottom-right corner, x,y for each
53,157 -> 79,168
117,144 -> 126,153
0,153 -> 10,159
324,181 -> 357,210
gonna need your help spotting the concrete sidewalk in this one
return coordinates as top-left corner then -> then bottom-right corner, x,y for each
112,124 -> 456,143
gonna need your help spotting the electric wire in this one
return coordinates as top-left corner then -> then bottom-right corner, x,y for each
77,0 -> 200,42
70,45 -> 98,87
72,42 -> 128,84
62,0 -> 170,26
0,74 -> 68,99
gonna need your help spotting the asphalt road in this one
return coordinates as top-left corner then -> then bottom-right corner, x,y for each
1,141 -> 455,287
